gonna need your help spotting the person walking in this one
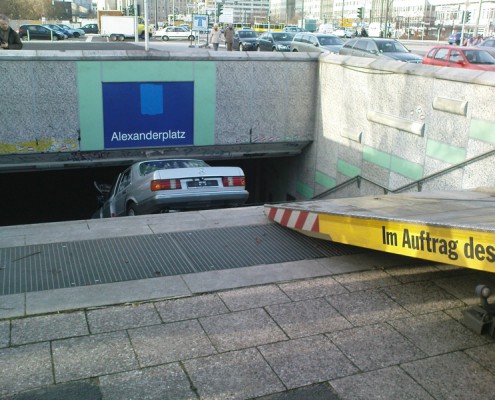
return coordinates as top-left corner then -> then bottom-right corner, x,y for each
224,23 -> 235,51
210,23 -> 222,51
0,15 -> 22,50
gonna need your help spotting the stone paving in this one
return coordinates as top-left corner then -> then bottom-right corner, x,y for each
2,262 -> 495,399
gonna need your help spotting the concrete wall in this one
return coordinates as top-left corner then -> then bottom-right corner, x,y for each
0,50 -> 318,171
303,54 -> 495,200
1,49 -> 494,201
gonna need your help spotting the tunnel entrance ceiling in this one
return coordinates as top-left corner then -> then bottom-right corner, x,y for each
0,149 -> 304,227
0,142 -> 310,174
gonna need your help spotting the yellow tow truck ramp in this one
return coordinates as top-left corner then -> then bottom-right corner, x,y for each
264,189 -> 495,273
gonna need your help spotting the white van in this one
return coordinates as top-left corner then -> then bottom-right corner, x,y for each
318,24 -> 334,34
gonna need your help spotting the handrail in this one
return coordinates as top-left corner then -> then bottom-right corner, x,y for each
312,149 -> 495,200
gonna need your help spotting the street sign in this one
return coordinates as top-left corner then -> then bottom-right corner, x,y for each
193,14 -> 208,31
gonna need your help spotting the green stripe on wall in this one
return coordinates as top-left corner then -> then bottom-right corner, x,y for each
337,159 -> 361,178
390,156 -> 423,181
77,62 -> 104,150
296,181 -> 314,199
315,170 -> 336,189
426,139 -> 466,165
469,118 -> 495,144
194,62 -> 216,146
363,146 -> 391,169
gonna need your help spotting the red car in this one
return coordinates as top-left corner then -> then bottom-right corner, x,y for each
422,45 -> 495,71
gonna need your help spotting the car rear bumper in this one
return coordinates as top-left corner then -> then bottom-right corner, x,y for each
136,190 -> 249,214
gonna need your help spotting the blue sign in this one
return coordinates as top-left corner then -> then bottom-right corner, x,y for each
193,15 -> 208,31
102,81 -> 194,149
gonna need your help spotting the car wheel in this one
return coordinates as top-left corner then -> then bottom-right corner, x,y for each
127,204 -> 138,216
239,43 -> 244,51
162,35 -> 169,41
292,49 -> 298,52
272,47 -> 277,52
74,32 -> 80,38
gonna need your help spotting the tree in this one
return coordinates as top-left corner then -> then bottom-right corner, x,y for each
0,0 -> 55,19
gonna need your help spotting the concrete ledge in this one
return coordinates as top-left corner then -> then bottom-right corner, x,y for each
341,128 -> 363,143
0,49 -> 320,62
432,97 -> 468,116
367,111 -> 425,136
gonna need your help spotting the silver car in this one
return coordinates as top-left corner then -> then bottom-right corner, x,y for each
339,38 -> 422,63
93,159 -> 249,218
290,33 -> 344,53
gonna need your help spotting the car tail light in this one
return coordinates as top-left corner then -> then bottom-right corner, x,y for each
222,176 -> 245,187
151,179 -> 182,191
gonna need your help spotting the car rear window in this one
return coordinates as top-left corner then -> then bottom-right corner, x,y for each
239,31 -> 256,38
139,160 -> 208,175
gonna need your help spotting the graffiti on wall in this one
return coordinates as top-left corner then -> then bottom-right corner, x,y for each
0,138 -> 79,155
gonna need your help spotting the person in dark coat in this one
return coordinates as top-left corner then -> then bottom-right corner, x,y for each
0,15 -> 23,50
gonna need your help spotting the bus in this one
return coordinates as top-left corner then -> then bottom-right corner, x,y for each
253,23 -> 285,33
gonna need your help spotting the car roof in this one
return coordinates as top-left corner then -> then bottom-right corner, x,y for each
429,45 -> 484,50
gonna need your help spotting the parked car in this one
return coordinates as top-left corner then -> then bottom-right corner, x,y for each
57,23 -> 85,38
153,26 -> 195,41
233,29 -> 258,51
290,33 -> 343,53
81,24 -> 99,34
333,28 -> 353,38
339,38 -> 422,63
256,31 -> 295,52
422,45 -> 495,71
447,32 -> 472,45
478,37 -> 495,56
43,24 -> 70,38
18,24 -> 66,41
284,26 -> 304,32
92,159 -> 249,218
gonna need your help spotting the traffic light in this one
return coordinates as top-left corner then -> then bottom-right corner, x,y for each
217,2 -> 224,16
465,11 -> 471,23
357,7 -> 364,20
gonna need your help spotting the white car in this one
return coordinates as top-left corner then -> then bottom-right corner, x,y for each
334,28 -> 353,38
153,26 -> 196,41
93,159 -> 249,218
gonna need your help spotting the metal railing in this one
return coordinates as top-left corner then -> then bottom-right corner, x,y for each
312,149 -> 495,200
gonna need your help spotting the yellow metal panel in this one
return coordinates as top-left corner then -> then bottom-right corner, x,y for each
319,213 -> 495,273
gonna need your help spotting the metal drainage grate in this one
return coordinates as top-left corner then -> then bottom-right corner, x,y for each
0,224 -> 364,296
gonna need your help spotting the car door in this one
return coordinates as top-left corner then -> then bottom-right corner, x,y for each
112,168 -> 132,216
308,35 -> 321,52
29,25 -> 48,40
447,49 -> 465,68
431,47 -> 450,67
348,39 -> 369,57
257,33 -> 268,50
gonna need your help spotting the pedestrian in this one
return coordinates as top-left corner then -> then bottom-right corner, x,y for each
0,15 -> 22,50
224,23 -> 235,51
210,23 -> 222,51
360,27 -> 368,37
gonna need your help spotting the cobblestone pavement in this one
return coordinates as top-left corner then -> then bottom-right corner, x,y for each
1,207 -> 495,399
2,260 -> 495,399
